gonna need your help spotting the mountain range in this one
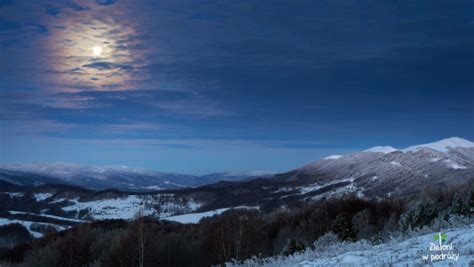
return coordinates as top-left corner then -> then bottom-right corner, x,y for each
0,137 -> 473,226
2,137 -> 472,195
0,162 -> 273,191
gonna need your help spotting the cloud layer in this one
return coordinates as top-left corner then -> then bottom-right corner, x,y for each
1,0 -> 473,173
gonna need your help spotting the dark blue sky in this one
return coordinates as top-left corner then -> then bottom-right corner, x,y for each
1,0 -> 473,174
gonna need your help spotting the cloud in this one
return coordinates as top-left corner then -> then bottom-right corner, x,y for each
45,4 -> 62,17
65,1 -> 90,11
96,0 -> 117,6
82,62 -> 134,71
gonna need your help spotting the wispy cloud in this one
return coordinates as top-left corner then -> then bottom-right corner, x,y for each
1,0 -> 473,172
95,0 -> 117,6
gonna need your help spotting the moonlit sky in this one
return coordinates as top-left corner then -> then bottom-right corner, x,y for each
1,0 -> 473,174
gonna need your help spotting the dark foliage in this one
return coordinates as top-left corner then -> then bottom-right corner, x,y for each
283,238 -> 306,256
332,213 -> 357,241
0,224 -> 33,249
0,197 -> 405,266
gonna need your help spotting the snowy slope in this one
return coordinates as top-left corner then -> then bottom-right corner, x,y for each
231,224 -> 474,267
163,206 -> 258,224
287,137 -> 474,198
403,137 -> 474,153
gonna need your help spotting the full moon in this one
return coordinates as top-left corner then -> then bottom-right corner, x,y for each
92,46 -> 103,56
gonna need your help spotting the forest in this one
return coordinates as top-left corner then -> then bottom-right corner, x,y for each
0,184 -> 472,267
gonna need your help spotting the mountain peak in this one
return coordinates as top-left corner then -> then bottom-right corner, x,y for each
403,137 -> 474,153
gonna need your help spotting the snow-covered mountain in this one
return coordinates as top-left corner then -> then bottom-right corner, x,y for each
0,137 -> 472,223
0,162 -> 271,191
278,137 -> 474,198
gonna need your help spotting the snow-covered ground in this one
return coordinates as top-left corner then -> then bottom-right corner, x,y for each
33,193 -> 53,202
230,224 -> 474,267
61,194 -> 203,220
163,206 -> 259,224
299,178 -> 354,195
62,195 -> 153,220
163,208 -> 231,224
3,192 -> 24,198
8,211 -> 87,223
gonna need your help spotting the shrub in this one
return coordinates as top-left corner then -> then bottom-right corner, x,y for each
399,201 -> 438,232
313,232 -> 339,251
450,192 -> 469,216
332,213 -> 357,241
282,238 -> 306,256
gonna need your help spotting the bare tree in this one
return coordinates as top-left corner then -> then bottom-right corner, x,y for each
136,203 -> 146,267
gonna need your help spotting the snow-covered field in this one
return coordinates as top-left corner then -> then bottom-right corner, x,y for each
8,211 -> 87,223
61,194 -> 203,220
163,208 -> 232,224
230,224 -> 474,267
163,206 -> 259,224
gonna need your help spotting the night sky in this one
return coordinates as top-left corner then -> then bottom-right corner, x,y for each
1,0 -> 473,174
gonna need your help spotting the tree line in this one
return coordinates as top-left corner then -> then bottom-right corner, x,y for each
0,184 -> 472,267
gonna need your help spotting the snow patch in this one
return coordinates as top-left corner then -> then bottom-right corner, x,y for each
163,206 -> 258,224
4,192 -> 24,198
8,210 -> 87,223
324,155 -> 342,160
33,193 -> 53,202
364,146 -> 398,154
390,161 -> 401,167
144,185 -> 162,190
444,159 -> 467,170
299,178 -> 354,195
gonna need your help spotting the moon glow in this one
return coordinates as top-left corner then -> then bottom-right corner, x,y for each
92,46 -> 103,56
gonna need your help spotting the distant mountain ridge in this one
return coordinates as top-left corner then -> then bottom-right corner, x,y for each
0,162 -> 273,191
0,137 -> 472,197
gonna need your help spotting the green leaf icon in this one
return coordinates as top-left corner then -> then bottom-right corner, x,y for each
434,233 -> 447,241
